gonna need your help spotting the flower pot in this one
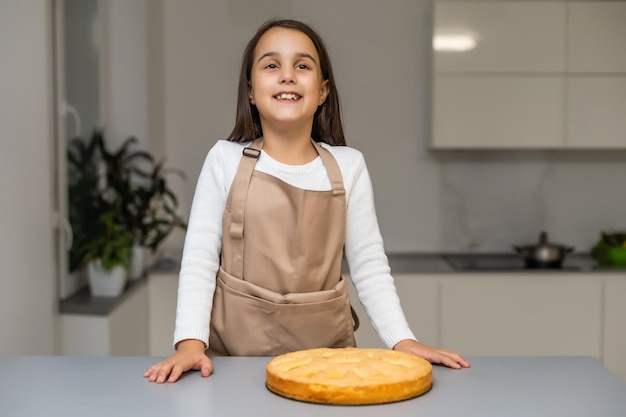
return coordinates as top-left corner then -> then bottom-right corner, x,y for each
87,260 -> 127,297
128,244 -> 146,281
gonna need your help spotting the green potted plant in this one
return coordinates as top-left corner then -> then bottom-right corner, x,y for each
134,159 -> 187,253
68,130 -> 187,293
97,135 -> 187,279
67,131 -> 107,274
591,231 -> 626,267
68,130 -> 136,296
76,206 -> 135,296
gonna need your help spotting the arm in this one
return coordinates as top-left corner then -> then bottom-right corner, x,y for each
145,142 -> 230,382
172,142 -> 228,348
344,156 -> 469,369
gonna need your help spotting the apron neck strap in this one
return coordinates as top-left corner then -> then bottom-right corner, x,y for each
228,138 -> 345,278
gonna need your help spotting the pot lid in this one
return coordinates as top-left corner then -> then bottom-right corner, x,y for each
517,231 -> 572,250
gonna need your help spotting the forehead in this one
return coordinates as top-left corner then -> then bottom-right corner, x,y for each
254,27 -> 319,61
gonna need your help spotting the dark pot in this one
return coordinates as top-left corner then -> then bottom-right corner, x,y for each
513,231 -> 575,269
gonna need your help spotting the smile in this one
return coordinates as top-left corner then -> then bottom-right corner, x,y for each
274,93 -> 302,101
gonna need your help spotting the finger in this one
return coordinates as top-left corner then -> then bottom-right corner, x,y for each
168,365 -> 184,383
147,365 -> 161,382
200,359 -> 213,377
442,351 -> 471,369
156,363 -> 174,384
442,351 -> 470,368
144,363 -> 161,377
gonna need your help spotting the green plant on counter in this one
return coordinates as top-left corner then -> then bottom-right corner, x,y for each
76,207 -> 134,271
133,160 -> 187,253
67,131 -> 108,271
67,130 -> 187,272
590,231 -> 626,266
96,133 -> 187,253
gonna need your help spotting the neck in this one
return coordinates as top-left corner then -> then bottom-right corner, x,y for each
261,124 -> 318,164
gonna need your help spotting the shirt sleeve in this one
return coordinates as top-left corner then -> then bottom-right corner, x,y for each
343,155 -> 418,349
173,143 -> 227,349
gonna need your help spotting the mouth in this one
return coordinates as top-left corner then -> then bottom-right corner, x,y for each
273,92 -> 302,102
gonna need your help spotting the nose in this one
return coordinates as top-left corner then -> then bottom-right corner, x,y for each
279,66 -> 295,84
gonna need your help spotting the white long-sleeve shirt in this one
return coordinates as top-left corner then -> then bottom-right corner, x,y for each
174,140 -> 417,349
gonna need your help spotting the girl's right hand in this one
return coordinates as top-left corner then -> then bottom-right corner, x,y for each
143,339 -> 213,383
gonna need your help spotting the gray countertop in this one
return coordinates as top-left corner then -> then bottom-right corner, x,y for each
58,274 -> 148,316
383,253 -> 626,274
2,356 -> 625,417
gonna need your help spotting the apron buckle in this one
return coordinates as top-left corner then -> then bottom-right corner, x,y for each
243,147 -> 261,159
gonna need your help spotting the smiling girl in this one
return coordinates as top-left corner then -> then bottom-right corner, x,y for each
144,18 -> 469,384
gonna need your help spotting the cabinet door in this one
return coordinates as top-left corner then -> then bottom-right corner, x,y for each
440,275 -> 602,357
434,2 -> 566,72
148,272 -> 179,356
109,283 -> 149,356
567,77 -> 626,148
347,274 -> 439,348
603,279 -> 626,382
568,2 -> 626,73
432,75 -> 564,148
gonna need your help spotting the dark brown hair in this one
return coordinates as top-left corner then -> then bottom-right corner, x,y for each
226,19 -> 345,146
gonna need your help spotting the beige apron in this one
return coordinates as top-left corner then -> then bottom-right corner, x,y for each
208,138 -> 356,356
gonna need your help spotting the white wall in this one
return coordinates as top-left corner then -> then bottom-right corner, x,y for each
0,0 -> 57,355
103,0 -> 149,150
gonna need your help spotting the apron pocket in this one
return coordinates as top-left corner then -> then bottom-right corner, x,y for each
273,291 -> 355,354
210,268 -> 355,356
209,271 -> 276,356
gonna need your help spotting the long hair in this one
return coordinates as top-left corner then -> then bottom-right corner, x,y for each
226,19 -> 346,146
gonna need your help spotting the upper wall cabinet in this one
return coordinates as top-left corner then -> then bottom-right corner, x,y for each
567,78 -> 626,148
432,1 -> 626,150
434,75 -> 564,149
434,2 -> 566,73
568,2 -> 626,73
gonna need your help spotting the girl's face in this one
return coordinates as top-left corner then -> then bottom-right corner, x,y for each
249,27 -> 329,133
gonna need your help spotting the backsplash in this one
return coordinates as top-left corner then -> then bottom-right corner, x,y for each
433,150 -> 626,254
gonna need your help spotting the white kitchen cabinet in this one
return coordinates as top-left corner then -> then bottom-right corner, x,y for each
347,274 -> 439,349
603,278 -> 626,382
439,275 -> 603,357
60,281 -> 149,356
567,77 -> 626,148
434,1 -> 566,73
148,271 -> 179,356
433,75 -> 564,148
431,1 -> 626,150
568,2 -> 626,73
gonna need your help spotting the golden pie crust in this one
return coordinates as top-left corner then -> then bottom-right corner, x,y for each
265,347 -> 433,405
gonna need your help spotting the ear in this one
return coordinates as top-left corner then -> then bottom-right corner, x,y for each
318,80 -> 329,106
248,82 -> 255,105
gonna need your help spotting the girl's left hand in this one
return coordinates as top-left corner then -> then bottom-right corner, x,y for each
393,339 -> 470,369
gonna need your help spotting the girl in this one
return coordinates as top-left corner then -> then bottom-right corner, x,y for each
145,18 -> 469,384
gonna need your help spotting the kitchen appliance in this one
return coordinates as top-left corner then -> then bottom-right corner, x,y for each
444,253 -> 580,271
513,231 -> 575,269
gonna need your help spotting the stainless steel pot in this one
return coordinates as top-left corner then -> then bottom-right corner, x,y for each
513,231 -> 574,268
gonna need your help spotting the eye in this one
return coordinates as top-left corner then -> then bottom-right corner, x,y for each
264,63 -> 278,69
296,63 -> 311,70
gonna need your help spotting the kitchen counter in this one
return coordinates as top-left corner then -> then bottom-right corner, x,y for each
1,356 -> 625,417
382,253 -> 626,274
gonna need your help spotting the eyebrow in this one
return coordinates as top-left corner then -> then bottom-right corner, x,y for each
256,52 -> 318,65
